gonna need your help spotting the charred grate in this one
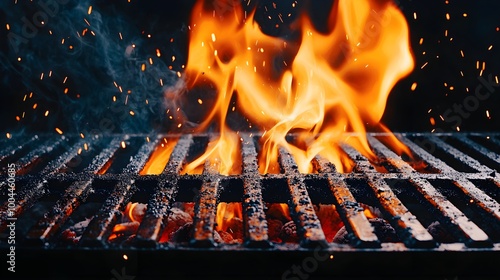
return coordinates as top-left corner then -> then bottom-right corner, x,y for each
1,132 -> 500,254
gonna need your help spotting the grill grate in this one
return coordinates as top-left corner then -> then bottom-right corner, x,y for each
1,132 -> 499,251
1,133 -> 500,279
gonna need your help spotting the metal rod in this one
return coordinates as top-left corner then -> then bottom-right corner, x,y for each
279,148 -> 327,248
315,156 -> 380,247
241,134 -> 272,248
342,144 -> 435,248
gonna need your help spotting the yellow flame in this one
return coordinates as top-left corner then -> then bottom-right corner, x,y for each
178,0 -> 414,174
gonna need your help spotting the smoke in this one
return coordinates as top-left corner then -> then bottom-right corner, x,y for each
0,0 -> 188,135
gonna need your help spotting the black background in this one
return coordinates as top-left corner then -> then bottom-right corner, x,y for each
1,0 -> 500,136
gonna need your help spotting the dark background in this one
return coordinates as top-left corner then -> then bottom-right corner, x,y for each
1,0 -> 500,136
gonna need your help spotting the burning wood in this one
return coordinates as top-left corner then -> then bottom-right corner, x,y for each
108,202 -> 146,243
160,206 -> 193,243
61,218 -> 92,244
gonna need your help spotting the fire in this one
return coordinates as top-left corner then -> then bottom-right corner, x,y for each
172,0 -> 414,174
140,138 -> 179,175
215,202 -> 243,232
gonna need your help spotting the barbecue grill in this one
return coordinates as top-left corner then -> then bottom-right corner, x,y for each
1,132 -> 499,279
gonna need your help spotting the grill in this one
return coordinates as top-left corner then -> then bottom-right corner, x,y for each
1,132 -> 499,279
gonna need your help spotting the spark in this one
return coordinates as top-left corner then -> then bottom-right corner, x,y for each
88,6 -> 93,15
55,128 -> 63,135
411,82 -> 418,91
121,141 -> 127,149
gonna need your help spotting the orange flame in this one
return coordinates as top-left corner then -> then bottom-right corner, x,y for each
140,138 -> 179,175
216,202 -> 243,232
179,0 -> 414,174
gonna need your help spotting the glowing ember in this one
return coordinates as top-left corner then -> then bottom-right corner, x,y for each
175,0 -> 415,174
215,202 -> 244,243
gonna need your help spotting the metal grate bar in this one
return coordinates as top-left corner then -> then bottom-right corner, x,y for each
315,156 -> 379,247
0,181 -> 46,232
452,179 -> 500,222
123,137 -> 159,174
162,135 -> 193,175
367,136 -> 415,173
14,137 -> 67,175
79,180 -> 136,247
399,136 -> 457,173
452,135 -> 500,170
428,136 -> 493,173
367,136 -> 491,247
83,138 -> 123,173
0,135 -> 38,163
241,135 -> 271,248
279,147 -> 327,248
191,136 -> 220,247
25,180 -> 93,245
342,144 -> 435,248
409,178 -> 491,247
135,135 -> 193,245
41,138 -> 87,175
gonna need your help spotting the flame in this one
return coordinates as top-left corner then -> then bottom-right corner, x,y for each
140,138 -> 179,175
180,0 -> 414,174
126,202 -> 139,222
216,202 -> 243,232
182,132 -> 241,175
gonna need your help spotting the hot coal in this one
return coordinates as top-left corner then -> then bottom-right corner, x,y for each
160,207 -> 193,242
223,217 -> 244,241
426,221 -> 455,243
267,219 -> 284,242
279,220 -> 299,243
333,218 -> 400,243
60,218 -> 92,244
169,222 -> 193,243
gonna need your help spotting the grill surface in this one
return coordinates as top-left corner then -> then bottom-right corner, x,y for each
1,132 -> 499,279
